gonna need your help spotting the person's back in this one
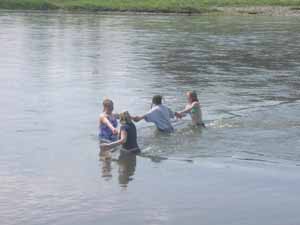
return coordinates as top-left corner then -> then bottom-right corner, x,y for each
187,102 -> 203,126
133,95 -> 175,133
144,105 -> 174,132
120,122 -> 140,153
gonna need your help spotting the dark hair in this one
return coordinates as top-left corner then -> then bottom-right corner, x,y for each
152,95 -> 162,105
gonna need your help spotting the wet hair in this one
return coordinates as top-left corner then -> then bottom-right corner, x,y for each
187,91 -> 199,103
152,95 -> 162,105
119,111 -> 132,125
102,98 -> 113,111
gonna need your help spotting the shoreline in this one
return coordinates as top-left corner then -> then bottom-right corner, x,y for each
215,6 -> 300,16
1,4 -> 300,16
1,7 -> 300,16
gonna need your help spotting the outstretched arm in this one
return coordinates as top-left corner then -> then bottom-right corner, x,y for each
181,102 -> 199,114
132,115 -> 146,122
100,130 -> 127,152
100,115 -> 118,135
176,102 -> 199,118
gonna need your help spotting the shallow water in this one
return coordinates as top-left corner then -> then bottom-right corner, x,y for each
1,11 -> 300,225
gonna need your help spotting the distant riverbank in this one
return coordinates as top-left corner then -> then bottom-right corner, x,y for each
1,0 -> 300,15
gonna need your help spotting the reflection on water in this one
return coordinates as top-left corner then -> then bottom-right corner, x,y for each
101,158 -> 113,180
118,152 -> 137,188
99,124 -> 203,188
100,151 -> 137,188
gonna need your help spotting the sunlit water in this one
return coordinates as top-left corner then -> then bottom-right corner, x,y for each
0,11 -> 300,225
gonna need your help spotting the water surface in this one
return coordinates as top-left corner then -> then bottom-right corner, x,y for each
0,11 -> 300,225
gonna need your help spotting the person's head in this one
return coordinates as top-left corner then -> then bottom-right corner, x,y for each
119,111 -> 132,125
152,95 -> 163,106
102,99 -> 114,113
187,91 -> 198,103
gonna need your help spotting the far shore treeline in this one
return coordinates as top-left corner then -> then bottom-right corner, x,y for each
1,0 -> 300,14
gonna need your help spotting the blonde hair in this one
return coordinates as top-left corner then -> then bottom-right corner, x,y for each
102,98 -> 113,111
119,111 -> 132,125
187,91 -> 198,103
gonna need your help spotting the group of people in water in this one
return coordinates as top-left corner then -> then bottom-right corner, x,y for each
98,91 -> 204,158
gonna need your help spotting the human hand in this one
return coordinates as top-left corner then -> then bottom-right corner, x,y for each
112,128 -> 118,135
175,112 -> 182,119
132,116 -> 140,122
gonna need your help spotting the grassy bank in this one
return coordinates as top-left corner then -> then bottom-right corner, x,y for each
0,0 -> 300,13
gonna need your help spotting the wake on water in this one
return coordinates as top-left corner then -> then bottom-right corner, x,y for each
95,100 -> 300,164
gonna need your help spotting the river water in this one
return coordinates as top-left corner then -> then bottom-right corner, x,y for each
1,11 -> 300,225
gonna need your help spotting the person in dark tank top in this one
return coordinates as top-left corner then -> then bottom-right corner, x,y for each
100,111 -> 140,155
119,119 -> 139,152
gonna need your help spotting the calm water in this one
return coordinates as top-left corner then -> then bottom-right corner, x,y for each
1,11 -> 300,225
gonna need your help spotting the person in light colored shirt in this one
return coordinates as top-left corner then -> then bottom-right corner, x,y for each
133,95 -> 175,133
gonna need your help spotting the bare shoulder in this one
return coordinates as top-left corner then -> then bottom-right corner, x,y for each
99,113 -> 107,122
192,101 -> 200,107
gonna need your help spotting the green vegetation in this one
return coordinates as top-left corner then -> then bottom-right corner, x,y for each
0,0 -> 300,12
